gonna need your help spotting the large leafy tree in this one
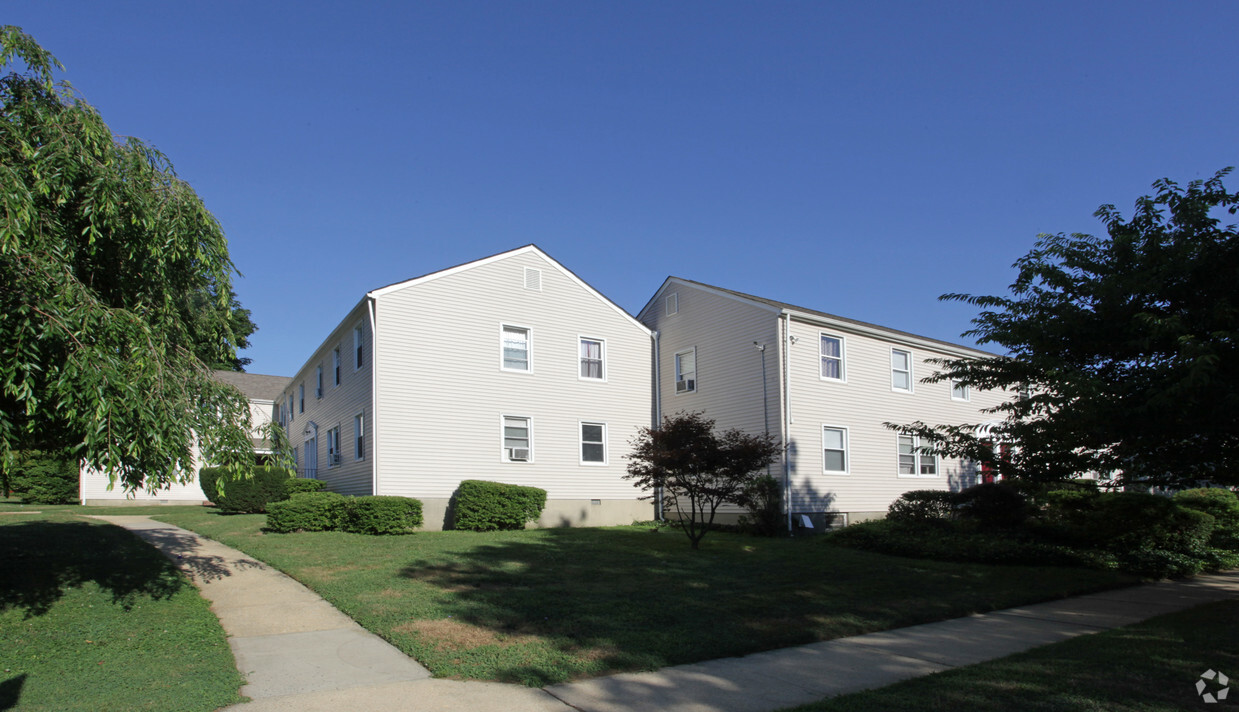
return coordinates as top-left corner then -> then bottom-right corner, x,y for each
899,170 -> 1239,488
626,412 -> 780,549
0,27 -> 254,491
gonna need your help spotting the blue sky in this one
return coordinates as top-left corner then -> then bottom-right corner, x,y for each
8,2 -> 1237,376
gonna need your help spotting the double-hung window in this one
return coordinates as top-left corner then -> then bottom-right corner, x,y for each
354,324 -> 364,370
952,380 -> 970,401
503,416 -> 531,462
298,384 -> 305,413
580,422 -> 606,464
326,427 -> 340,467
898,435 -> 937,477
891,349 -> 913,392
820,334 -> 844,381
823,426 -> 848,473
354,413 -> 365,460
502,326 -> 530,372
315,366 -> 323,398
675,348 -> 696,393
287,395 -> 294,423
580,338 -> 604,380
332,348 -> 341,387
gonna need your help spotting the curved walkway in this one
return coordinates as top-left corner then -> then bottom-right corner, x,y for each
94,516 -> 1239,712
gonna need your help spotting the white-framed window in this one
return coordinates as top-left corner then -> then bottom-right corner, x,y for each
502,416 -> 532,462
353,324 -> 364,370
501,325 -> 531,372
326,426 -> 341,467
287,395 -> 294,423
891,348 -> 913,392
274,402 -> 283,428
820,334 -> 845,381
332,348 -> 341,387
298,383 -> 305,413
354,412 -> 365,461
666,293 -> 678,316
675,348 -> 696,394
579,337 -> 605,380
580,422 -> 607,465
952,380 -> 970,401
823,426 -> 848,473
315,365 -> 323,398
898,435 -> 937,477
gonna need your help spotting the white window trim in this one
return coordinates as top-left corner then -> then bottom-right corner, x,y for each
287,395 -> 294,423
822,425 -> 849,474
665,292 -> 678,316
332,347 -> 342,388
674,347 -> 697,395
501,415 -> 533,463
353,411 -> 365,461
298,383 -> 305,413
819,333 -> 846,383
891,348 -> 914,393
897,434 -> 938,478
579,421 -> 608,466
353,323 -> 364,371
951,380 -> 970,401
315,365 -> 323,399
500,323 -> 534,374
578,336 -> 606,382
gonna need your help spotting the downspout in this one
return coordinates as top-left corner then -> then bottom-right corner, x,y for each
652,329 -> 663,521
782,311 -> 793,535
368,297 -> 379,496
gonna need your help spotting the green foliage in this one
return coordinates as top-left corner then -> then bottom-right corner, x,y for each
887,490 -> 956,522
199,466 -> 293,514
0,27 -> 255,492
894,169 -> 1239,488
265,491 -> 346,533
953,482 -> 1030,528
452,480 -> 547,532
1173,488 -> 1239,529
830,519 -> 1101,568
286,477 -> 326,496
5,449 -> 78,504
625,411 -> 781,549
737,474 -> 783,537
339,496 -> 424,535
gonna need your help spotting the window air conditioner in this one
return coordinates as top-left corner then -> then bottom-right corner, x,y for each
508,448 -> 530,462
676,379 -> 695,392
330,452 -> 341,466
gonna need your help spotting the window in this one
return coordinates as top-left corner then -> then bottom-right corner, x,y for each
354,412 -> 365,460
580,338 -> 604,380
503,416 -> 531,462
274,402 -> 283,428
666,293 -> 678,316
353,324 -> 364,370
298,383 -> 305,413
332,348 -> 341,387
326,427 -> 340,467
823,426 -> 848,473
287,395 -> 294,423
952,380 -> 970,401
524,267 -> 542,291
315,366 -> 323,398
581,422 -> 606,464
675,348 -> 696,393
891,349 -> 913,392
820,334 -> 845,381
898,435 -> 937,477
501,325 -> 530,372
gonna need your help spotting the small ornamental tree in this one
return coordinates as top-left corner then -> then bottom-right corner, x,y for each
625,412 -> 780,549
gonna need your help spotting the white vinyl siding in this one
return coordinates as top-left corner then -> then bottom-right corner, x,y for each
823,426 -> 848,473
580,337 -> 604,380
503,416 -> 532,462
891,348 -> 913,392
501,325 -> 531,372
580,422 -> 606,465
820,333 -> 845,381
674,348 -> 696,394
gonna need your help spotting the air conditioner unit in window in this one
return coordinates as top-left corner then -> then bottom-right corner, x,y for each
329,452 -> 341,466
676,379 -> 695,393
508,448 -> 530,462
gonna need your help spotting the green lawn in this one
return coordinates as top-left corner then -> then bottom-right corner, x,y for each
0,510 -> 245,712
786,598 -> 1239,711
152,509 -> 1135,686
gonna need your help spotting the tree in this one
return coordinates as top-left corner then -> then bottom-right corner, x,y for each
625,412 -> 780,549
0,27 -> 255,491
897,169 -> 1239,488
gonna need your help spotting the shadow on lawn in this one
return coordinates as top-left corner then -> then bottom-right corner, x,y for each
0,520 -> 185,617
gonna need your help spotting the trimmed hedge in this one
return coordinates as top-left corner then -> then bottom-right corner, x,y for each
339,496 -> 424,535
266,492 -> 347,533
1174,488 -> 1239,530
453,480 -> 547,531
953,482 -> 1031,528
887,490 -> 955,522
6,451 -> 78,504
199,466 -> 295,513
286,478 -> 326,496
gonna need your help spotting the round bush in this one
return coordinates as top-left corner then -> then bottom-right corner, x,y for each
339,496 -> 424,535
265,491 -> 346,533
887,490 -> 955,522
7,451 -> 79,504
199,466 -> 295,513
452,480 -> 547,531
1174,488 -> 1239,530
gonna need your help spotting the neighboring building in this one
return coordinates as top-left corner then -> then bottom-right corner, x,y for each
79,370 -> 290,505
637,277 -> 1007,529
274,245 -> 655,530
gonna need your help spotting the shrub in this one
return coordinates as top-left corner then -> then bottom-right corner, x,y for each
339,496 -> 424,535
1174,488 -> 1239,530
887,490 -> 955,522
199,466 -> 294,513
453,480 -> 547,531
286,478 -> 326,496
8,451 -> 78,504
829,518 -> 1099,568
737,475 -> 783,537
265,491 -> 346,533
953,482 -> 1030,528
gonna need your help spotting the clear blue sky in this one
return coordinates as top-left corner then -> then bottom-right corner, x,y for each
9,2 -> 1237,376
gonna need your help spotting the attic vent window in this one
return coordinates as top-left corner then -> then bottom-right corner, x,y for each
524,268 -> 542,291
666,293 -> 678,315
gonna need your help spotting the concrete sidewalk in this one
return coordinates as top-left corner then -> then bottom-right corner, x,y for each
94,516 -> 1239,712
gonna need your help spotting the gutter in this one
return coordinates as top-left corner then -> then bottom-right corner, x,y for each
368,297 -> 379,496
652,329 -> 663,521
782,310 -> 793,535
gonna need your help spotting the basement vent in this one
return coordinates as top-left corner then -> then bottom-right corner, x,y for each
524,267 -> 542,291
